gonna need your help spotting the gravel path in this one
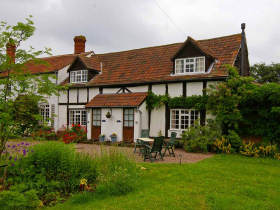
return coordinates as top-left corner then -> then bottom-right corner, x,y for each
75,143 -> 214,163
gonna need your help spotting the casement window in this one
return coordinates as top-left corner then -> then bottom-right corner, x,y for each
69,109 -> 87,126
175,57 -> 205,74
170,109 -> 199,130
70,70 -> 88,83
40,104 -> 50,123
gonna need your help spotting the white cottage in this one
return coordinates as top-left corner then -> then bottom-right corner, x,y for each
1,24 -> 250,143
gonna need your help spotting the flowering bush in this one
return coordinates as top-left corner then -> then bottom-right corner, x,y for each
4,142 -> 97,207
62,124 -> 87,144
213,137 -> 232,154
31,126 -> 57,140
240,141 -> 279,158
1,142 -> 33,168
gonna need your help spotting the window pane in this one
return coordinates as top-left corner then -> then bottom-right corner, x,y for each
196,57 -> 205,72
175,60 -> 184,73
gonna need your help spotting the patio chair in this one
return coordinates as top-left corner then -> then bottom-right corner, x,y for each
163,132 -> 177,157
134,129 -> 149,154
143,136 -> 164,162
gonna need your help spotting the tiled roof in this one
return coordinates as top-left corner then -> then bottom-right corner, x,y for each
85,33 -> 242,86
85,92 -> 148,107
0,51 -> 92,77
79,55 -> 101,71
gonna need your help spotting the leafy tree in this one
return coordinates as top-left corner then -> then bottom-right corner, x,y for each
207,65 -> 280,144
0,16 -> 64,157
207,65 -> 255,134
251,63 -> 280,83
13,94 -> 40,136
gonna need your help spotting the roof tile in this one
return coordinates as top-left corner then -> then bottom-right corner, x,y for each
85,92 -> 148,107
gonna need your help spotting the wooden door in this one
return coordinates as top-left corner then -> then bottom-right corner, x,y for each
92,108 -> 101,140
123,108 -> 134,143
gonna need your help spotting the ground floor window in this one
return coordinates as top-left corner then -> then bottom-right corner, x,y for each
170,109 -> 199,130
69,109 -> 87,126
40,104 -> 49,123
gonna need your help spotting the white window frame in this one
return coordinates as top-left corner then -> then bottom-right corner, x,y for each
170,109 -> 200,131
175,57 -> 205,75
70,70 -> 88,83
69,109 -> 87,126
40,104 -> 50,123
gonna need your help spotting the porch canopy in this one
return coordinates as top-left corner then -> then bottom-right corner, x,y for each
85,92 -> 148,108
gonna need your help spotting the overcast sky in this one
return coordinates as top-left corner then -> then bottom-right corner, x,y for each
1,0 -> 280,64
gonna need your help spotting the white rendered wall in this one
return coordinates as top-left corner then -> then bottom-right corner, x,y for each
187,82 -> 203,96
57,65 -> 70,85
139,101 -> 149,130
150,106 -> 165,137
88,87 -> 99,100
103,88 -> 119,94
134,109 -> 141,141
151,84 -> 165,95
127,85 -> 148,92
101,108 -> 123,142
69,89 -> 77,103
168,83 -> 183,97
79,88 -> 88,103
59,90 -> 68,103
58,105 -> 68,130
87,108 -> 92,139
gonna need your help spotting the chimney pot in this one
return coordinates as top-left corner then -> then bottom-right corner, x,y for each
74,35 -> 86,54
6,41 -> 16,64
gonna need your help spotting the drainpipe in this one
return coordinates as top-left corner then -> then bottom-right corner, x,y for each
240,23 -> 246,76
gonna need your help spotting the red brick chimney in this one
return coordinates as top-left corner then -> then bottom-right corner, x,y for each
6,42 -> 16,63
74,35 -> 86,54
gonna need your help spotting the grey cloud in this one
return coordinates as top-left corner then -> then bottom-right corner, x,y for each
1,0 -> 280,64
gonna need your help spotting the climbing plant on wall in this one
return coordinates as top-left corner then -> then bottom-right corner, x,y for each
146,91 -> 208,111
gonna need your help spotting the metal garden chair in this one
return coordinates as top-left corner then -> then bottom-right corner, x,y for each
143,136 -> 164,162
134,129 -> 149,154
163,132 -> 177,157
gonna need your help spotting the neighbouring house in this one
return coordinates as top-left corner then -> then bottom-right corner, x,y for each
1,24 -> 250,142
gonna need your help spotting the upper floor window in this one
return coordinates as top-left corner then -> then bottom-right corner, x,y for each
70,70 -> 88,83
175,57 -> 205,74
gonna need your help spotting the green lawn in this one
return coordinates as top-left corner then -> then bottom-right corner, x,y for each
50,154 -> 280,210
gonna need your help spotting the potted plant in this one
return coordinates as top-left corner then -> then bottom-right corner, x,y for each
110,133 -> 117,142
106,111 -> 111,118
99,134 -> 105,142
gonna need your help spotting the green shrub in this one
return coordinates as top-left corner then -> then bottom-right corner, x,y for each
96,149 -> 139,195
6,142 -> 98,206
227,130 -> 242,152
0,189 -> 40,210
182,120 -> 222,153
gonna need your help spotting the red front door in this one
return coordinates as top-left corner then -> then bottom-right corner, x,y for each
123,108 -> 134,143
92,108 -> 101,140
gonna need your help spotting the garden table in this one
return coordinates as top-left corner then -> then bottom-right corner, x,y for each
137,138 -> 154,143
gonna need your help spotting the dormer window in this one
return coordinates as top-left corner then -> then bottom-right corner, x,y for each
175,57 -> 205,74
70,70 -> 88,83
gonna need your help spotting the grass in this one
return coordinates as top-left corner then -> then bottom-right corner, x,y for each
49,154 -> 280,210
